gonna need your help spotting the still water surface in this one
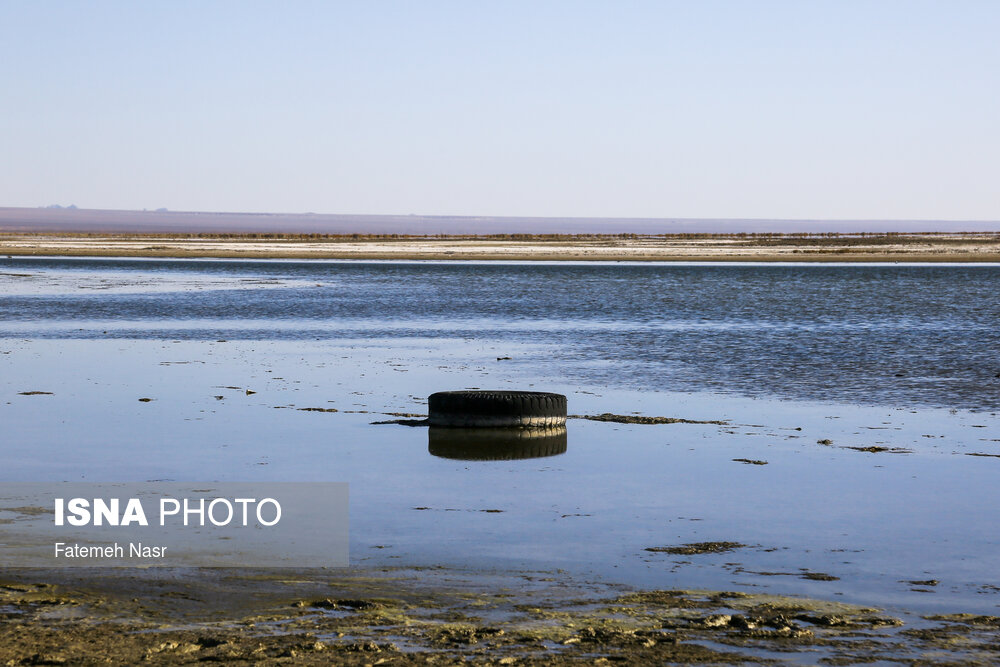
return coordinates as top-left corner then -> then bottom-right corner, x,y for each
1,257 -> 998,616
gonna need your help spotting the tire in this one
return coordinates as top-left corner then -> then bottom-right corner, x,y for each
428,426 -> 567,461
428,390 -> 567,428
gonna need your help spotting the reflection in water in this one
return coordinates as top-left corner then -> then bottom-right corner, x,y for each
428,427 -> 567,461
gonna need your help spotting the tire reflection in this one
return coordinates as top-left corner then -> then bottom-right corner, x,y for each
428,426 -> 567,461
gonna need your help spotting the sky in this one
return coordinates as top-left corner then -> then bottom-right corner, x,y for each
1,1 -> 998,221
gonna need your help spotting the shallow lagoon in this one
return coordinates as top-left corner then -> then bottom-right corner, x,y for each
2,257 -> 999,619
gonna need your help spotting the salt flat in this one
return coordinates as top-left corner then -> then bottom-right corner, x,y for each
2,231 -> 1000,262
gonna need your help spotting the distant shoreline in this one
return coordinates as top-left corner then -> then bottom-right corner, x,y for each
2,206 -> 999,236
2,231 -> 999,262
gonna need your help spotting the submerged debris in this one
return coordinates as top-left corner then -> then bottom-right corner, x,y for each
371,418 -> 429,426
843,445 -> 912,454
735,568 -> 841,582
645,542 -> 747,555
904,579 -> 940,587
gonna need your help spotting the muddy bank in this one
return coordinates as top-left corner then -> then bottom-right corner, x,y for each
2,567 -> 999,665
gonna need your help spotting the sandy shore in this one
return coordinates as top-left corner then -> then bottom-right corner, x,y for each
2,232 -> 1000,262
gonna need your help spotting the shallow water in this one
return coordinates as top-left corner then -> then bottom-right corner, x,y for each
5,256 -> 1000,409
2,256 -> 999,617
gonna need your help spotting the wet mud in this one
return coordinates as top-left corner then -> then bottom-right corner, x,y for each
2,569 -> 999,665
569,413 -> 728,425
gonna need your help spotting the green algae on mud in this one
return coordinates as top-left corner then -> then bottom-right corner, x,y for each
3,568 -> 1000,665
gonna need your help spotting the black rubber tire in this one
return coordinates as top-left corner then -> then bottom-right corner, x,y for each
428,426 -> 567,461
428,390 -> 567,428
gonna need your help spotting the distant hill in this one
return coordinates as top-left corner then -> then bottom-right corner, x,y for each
0,206 -> 996,235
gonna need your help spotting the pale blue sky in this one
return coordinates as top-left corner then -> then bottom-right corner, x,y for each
1,1 -> 998,220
